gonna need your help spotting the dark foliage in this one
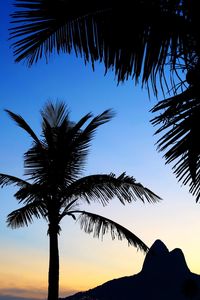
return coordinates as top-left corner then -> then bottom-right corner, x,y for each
9,0 -> 200,91
151,75 -> 200,201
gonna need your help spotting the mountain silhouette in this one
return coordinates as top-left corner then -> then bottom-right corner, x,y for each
61,240 -> 200,300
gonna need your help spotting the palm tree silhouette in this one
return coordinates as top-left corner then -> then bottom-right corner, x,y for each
0,102 -> 160,300
9,0 -> 200,201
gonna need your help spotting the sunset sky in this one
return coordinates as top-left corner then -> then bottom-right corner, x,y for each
1,2 -> 200,300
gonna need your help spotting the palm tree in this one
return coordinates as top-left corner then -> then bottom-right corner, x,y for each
0,102 -> 161,300
9,0 -> 200,201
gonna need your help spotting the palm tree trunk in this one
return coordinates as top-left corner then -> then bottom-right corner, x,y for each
48,225 -> 59,300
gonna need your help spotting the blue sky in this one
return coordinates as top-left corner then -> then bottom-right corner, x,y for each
1,2 -> 200,300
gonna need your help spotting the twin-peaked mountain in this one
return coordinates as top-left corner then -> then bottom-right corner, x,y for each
62,240 -> 200,300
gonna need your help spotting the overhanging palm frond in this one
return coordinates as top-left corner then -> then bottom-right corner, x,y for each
5,109 -> 40,143
151,88 -> 200,201
63,173 -> 161,206
75,210 -> 148,253
10,0 -> 193,90
10,0 -> 106,65
0,173 -> 30,188
7,201 -> 47,228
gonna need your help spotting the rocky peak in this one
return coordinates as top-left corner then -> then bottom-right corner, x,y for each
62,240 -> 199,300
142,239 -> 190,276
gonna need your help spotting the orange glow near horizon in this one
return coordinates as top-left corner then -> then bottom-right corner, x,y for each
0,234 -> 146,299
1,196 -> 200,300
1,201 -> 200,300
1,241 -> 200,300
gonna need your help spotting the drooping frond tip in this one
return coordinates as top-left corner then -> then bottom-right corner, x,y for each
5,109 -> 40,143
64,172 -> 161,207
76,210 -> 148,253
116,172 -> 162,204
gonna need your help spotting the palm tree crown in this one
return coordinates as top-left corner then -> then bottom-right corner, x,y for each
0,102 -> 161,300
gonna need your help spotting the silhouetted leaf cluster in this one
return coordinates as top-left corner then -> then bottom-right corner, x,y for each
0,102 -> 161,251
10,0 -> 199,92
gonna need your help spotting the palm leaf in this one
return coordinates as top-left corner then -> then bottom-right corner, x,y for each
75,210 -> 148,253
14,183 -> 46,204
0,173 -> 30,188
23,141 -> 48,182
62,173 -> 161,206
5,109 -> 40,143
72,109 -> 114,153
151,88 -> 200,201
41,101 -> 70,128
10,0 -> 193,90
7,201 -> 47,228
41,104 -> 91,183
58,109 -> 115,182
67,113 -> 92,137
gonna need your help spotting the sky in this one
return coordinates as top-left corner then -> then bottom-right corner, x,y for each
1,2 -> 200,300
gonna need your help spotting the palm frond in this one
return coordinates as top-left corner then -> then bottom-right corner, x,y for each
58,109 -> 115,182
75,210 -> 148,253
151,88 -> 200,201
9,0 -> 193,90
10,0 -> 104,65
63,173 -> 161,206
59,199 -> 78,221
14,183 -> 46,204
5,109 -> 40,143
7,201 -> 47,228
0,173 -> 30,188
23,141 -> 48,182
66,112 -> 92,139
41,101 -> 70,128
73,109 -> 114,152
0,174 -> 46,206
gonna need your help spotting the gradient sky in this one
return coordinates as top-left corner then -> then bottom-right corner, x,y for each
1,2 -> 200,300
